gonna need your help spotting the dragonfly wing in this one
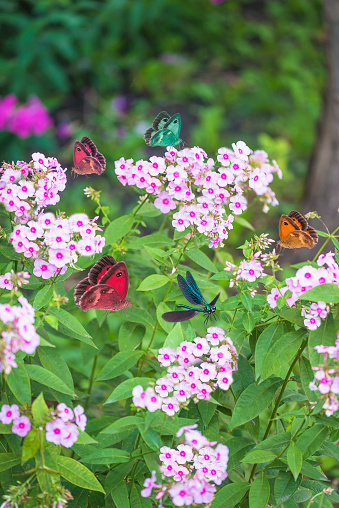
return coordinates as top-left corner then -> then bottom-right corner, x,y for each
185,272 -> 206,303
177,273 -> 205,306
162,309 -> 199,323
209,292 -> 220,306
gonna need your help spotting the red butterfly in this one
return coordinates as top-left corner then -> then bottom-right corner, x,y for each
73,136 -> 106,175
74,255 -> 132,312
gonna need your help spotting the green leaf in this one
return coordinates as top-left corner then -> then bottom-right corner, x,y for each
122,308 -> 153,328
255,323 -> 286,379
249,472 -> 270,508
96,351 -> 143,381
22,429 -> 40,463
198,400 -> 216,427
80,448 -> 130,465
25,364 -> 74,396
230,377 -> 282,429
31,393 -> 49,424
38,347 -> 74,392
118,323 -> 145,352
33,285 -> 53,310
7,363 -> 31,405
129,484 -> 142,508
105,462 -> 135,496
242,311 -> 255,332
0,452 -> 21,472
104,378 -> 150,405
185,248 -> 217,273
234,216 -> 255,230
287,442 -> 303,480
137,274 -> 170,291
231,355 -> 255,400
274,472 -> 301,505
227,437 -> 254,470
48,308 -> 96,348
240,292 -> 252,311
157,301 -> 174,333
163,322 -> 184,349
260,329 -> 305,381
320,441 -> 339,461
299,357 -> 318,402
105,215 -> 134,244
254,432 -> 291,453
242,450 -> 277,464
210,482 -> 250,508
101,416 -> 143,435
111,481 -> 130,508
128,234 -> 173,249
300,461 -> 329,482
299,283 -> 339,304
45,453 -> 105,493
76,431 -> 98,445
296,424 -> 328,459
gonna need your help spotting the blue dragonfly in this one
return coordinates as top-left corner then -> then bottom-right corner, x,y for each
162,271 -> 220,325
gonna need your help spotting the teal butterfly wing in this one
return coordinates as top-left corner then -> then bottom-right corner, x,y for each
152,111 -> 171,131
144,112 -> 182,147
163,113 -> 181,139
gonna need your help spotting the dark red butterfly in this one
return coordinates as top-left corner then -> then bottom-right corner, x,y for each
74,255 -> 132,312
73,136 -> 106,175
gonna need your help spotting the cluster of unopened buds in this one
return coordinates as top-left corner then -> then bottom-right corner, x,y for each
0,479 -> 73,508
10,212 -> 105,278
0,270 -> 30,291
141,424 -> 229,507
0,154 -> 67,222
115,142 -> 281,248
267,252 -> 338,330
309,337 -> 339,416
0,402 -> 86,447
0,296 -> 39,374
133,327 -> 238,416
0,94 -> 53,139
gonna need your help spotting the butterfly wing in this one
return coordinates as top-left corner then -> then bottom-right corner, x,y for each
99,261 -> 129,300
79,284 -> 121,311
148,128 -> 178,147
80,136 -> 106,172
163,113 -> 181,138
73,140 -> 90,167
74,277 -> 94,307
144,127 -> 156,146
177,272 -> 205,306
306,225 -> 318,244
73,156 -> 104,175
88,255 -> 117,285
288,210 -> 308,230
279,231 -> 316,249
152,111 -> 171,130
279,214 -> 301,242
162,309 -> 199,323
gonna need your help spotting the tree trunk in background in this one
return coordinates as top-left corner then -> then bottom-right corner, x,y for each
304,0 -> 339,233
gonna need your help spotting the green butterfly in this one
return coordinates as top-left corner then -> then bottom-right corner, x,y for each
144,111 -> 183,147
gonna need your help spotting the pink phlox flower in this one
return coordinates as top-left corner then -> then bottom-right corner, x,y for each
57,403 -> 74,422
48,247 -> 71,268
140,470 -> 160,498
144,387 -> 163,412
33,259 -> 58,279
176,444 -> 194,464
184,429 -> 209,450
317,252 -> 336,267
304,314 -> 321,331
176,423 -> 198,438
155,378 -> 174,397
217,370 -> 233,390
162,397 -> 180,416
166,165 -> 187,181
132,385 -> 147,408
229,194 -> 247,215
0,404 -> 20,425
12,415 -> 31,437
199,362 -> 217,382
74,405 -> 87,431
167,365 -> 185,384
206,327 -> 225,346
169,483 -> 193,506
45,418 -> 68,445
172,210 -> 190,232
158,347 -> 176,367
192,337 -> 210,357
154,191 -> 177,214
267,287 -> 288,309
210,345 -> 232,365
165,147 -> 178,162
160,446 -> 179,463
60,422 -> 79,448
173,464 -> 190,482
232,141 -> 251,161
217,147 -> 233,166
149,156 -> 166,176
173,382 -> 191,402
310,301 -> 329,319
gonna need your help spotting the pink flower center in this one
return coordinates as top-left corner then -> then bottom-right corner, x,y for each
254,176 -> 258,181
85,246 -> 92,251
166,453 -> 171,459
153,163 -> 158,169
223,377 -> 228,384
179,490 -> 186,497
6,411 -> 12,417
54,429 -> 61,435
197,344 -> 202,349
319,277 -> 325,283
203,369 -> 209,375
41,265 -> 48,271
163,198 -> 169,205
204,454 -> 210,460
249,269 -> 254,276
39,158 -> 44,164
151,397 -> 157,403
235,202 -> 241,208
168,404 -> 173,409
183,157 -> 188,163
305,273 -> 311,279
19,423 -> 25,429
56,253 -> 63,259
223,154 -> 228,160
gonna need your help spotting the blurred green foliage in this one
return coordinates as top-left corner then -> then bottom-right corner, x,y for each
0,0 -> 325,238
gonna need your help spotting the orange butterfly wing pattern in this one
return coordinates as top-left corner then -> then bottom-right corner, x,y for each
72,137 -> 106,176
278,210 -> 318,249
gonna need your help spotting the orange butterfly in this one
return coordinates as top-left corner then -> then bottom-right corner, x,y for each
278,210 -> 318,249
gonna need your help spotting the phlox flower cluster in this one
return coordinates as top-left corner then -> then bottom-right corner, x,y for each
114,142 -> 281,248
141,424 -> 228,506
132,327 -> 238,416
0,95 -> 53,138
10,212 -> 105,278
267,252 -> 338,330
0,402 -> 86,448
0,296 -> 39,374
0,270 -> 30,291
309,336 -> 339,416
0,154 -> 67,223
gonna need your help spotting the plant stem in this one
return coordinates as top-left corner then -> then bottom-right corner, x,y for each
84,355 -> 98,412
137,237 -> 192,376
248,338 -> 308,483
312,226 -> 339,263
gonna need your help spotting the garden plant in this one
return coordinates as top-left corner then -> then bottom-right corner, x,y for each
0,134 -> 338,508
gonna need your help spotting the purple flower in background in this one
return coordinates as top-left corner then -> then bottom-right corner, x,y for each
0,95 -> 53,138
0,94 -> 17,130
111,95 -> 128,114
56,122 -> 72,139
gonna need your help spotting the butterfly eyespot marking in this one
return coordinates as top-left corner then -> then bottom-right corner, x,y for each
116,272 -> 122,278
76,147 -> 81,152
